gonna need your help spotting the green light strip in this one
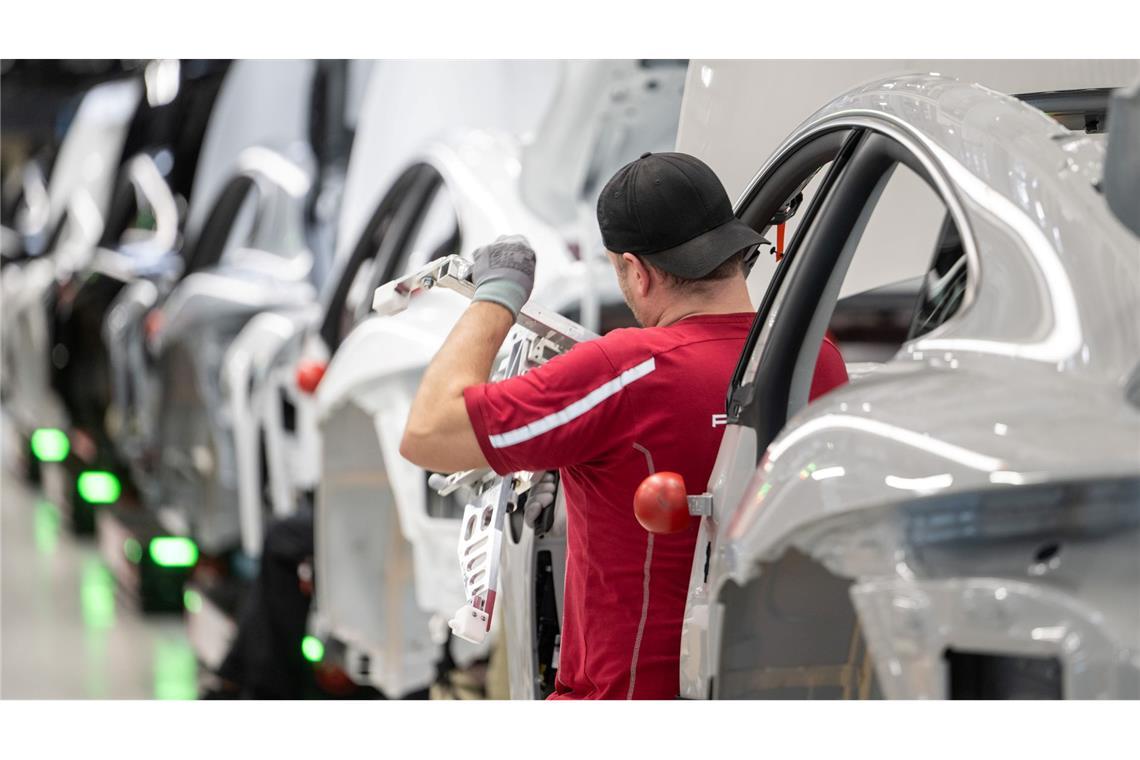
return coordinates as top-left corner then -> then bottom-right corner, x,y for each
153,640 -> 197,700
77,471 -> 121,505
34,500 -> 60,557
301,635 -> 324,663
30,428 -> 69,462
124,538 -> 142,564
80,560 -> 116,630
148,537 -> 198,568
183,588 -> 203,614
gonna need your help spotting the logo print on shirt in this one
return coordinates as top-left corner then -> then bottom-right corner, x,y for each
711,413 -> 728,428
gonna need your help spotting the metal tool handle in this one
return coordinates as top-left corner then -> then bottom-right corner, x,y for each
371,255 -> 475,315
372,255 -> 598,352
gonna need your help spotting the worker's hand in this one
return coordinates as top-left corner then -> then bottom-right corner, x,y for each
523,471 -> 558,529
471,234 -> 536,319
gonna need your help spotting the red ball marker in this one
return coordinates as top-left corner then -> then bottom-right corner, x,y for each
633,471 -> 691,534
295,359 -> 327,395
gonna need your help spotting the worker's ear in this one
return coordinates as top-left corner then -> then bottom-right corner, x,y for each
621,253 -> 652,297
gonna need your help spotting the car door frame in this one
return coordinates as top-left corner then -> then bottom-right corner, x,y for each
317,163 -> 440,353
683,116 -> 981,698
729,121 -> 978,459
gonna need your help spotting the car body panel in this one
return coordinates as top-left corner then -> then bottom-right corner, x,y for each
223,305 -> 320,556
677,59 -> 1140,306
32,65 -> 232,486
147,148 -> 317,552
333,61 -> 562,274
309,62 -> 572,696
2,77 -> 141,434
227,62 -> 563,567
182,60 -> 317,242
313,136 -> 578,694
100,60 -> 323,527
313,60 -> 687,698
675,74 -> 1140,698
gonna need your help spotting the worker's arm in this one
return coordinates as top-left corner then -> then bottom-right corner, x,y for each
399,302 -> 512,471
399,235 -> 536,473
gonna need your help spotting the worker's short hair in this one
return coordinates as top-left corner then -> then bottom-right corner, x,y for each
640,247 -> 749,291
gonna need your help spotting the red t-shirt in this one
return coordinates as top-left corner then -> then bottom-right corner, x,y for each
464,312 -> 847,699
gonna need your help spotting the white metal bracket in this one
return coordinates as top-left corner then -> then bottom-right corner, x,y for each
687,493 -> 714,518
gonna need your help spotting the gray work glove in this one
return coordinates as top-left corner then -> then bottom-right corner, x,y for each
471,234 -> 536,318
523,471 -> 558,529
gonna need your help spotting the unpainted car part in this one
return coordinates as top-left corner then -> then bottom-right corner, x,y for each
1,77 -> 141,436
665,75 -> 1139,699
101,60 -> 327,513
310,60 -> 686,699
224,61 -> 557,563
309,135 -> 577,697
148,146 -> 318,553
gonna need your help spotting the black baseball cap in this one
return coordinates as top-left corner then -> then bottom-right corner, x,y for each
597,151 -> 766,279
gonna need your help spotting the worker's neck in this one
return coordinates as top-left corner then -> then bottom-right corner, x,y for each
652,278 -> 754,328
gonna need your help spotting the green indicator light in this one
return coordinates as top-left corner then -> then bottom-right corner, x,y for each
30,428 -> 69,462
124,538 -> 142,563
80,559 -> 116,630
301,635 -> 324,663
77,471 -> 121,504
153,640 -> 197,700
183,588 -> 203,614
34,500 -> 60,557
148,537 -> 198,568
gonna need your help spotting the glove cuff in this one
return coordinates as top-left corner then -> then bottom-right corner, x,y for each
472,278 -> 528,318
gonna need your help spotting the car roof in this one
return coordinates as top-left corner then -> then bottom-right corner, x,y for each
765,74 -> 1140,380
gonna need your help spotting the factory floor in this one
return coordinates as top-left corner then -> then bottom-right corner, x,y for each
1,453 -> 197,699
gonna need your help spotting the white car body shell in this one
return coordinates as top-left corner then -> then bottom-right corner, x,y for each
224,61 -> 564,559
674,70 -> 1140,698
309,61 -> 686,698
2,77 -> 140,434
677,59 -> 1140,302
102,61 -> 320,512
311,133 -> 597,696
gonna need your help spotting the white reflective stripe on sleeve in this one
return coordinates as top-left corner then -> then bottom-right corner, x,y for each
488,356 -> 656,449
